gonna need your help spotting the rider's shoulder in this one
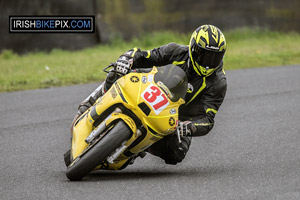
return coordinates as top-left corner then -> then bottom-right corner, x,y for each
215,66 -> 226,79
162,43 -> 188,57
208,66 -> 227,92
165,42 -> 188,50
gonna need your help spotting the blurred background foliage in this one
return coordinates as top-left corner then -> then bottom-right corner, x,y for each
0,0 -> 300,92
1,0 -> 300,53
1,28 -> 300,92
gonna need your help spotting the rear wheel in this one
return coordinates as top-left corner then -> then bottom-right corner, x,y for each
66,120 -> 132,181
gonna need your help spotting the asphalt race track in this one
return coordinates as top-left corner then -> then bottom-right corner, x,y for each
1,65 -> 300,200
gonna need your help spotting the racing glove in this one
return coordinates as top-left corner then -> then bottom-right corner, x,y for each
115,55 -> 133,75
177,121 -> 197,137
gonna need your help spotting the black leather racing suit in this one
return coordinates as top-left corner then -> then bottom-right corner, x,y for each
107,42 -> 227,164
123,42 -> 227,136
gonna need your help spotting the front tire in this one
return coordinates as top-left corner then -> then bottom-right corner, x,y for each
66,120 -> 132,181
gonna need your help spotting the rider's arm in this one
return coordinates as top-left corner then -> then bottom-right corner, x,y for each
183,76 -> 227,137
120,43 -> 183,69
194,78 -> 227,136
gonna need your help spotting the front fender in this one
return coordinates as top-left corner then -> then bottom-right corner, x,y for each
105,113 -> 137,137
105,112 -> 143,150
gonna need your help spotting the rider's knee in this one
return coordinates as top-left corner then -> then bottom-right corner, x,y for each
147,134 -> 192,165
164,135 -> 191,165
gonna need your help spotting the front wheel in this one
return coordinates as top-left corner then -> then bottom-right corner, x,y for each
66,120 -> 132,181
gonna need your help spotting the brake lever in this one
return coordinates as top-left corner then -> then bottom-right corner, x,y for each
103,63 -> 116,73
176,127 -> 182,144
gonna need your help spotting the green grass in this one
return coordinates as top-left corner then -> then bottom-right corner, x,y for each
1,28 -> 300,92
224,28 -> 300,69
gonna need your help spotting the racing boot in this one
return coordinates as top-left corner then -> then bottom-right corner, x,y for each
70,82 -> 105,131
70,70 -> 120,131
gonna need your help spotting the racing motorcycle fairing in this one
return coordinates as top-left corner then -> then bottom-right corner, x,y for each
70,65 -> 187,170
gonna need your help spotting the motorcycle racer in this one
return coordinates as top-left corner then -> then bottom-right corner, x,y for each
72,25 -> 227,165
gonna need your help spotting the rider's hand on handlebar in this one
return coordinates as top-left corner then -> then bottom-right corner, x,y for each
115,56 -> 133,75
177,121 -> 197,137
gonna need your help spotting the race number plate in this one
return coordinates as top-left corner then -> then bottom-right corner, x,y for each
141,84 -> 169,115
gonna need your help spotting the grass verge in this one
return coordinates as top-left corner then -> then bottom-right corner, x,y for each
1,28 -> 300,92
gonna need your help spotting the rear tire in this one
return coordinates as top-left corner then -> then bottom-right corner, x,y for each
66,120 -> 132,181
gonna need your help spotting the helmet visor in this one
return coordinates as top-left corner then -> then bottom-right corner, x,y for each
192,44 -> 225,68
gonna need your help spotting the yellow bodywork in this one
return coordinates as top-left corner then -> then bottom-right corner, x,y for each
71,67 -> 185,170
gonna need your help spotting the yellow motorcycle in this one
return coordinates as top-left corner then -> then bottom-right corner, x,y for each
65,64 -> 187,181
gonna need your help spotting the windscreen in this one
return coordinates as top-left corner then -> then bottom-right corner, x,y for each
154,64 -> 188,102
